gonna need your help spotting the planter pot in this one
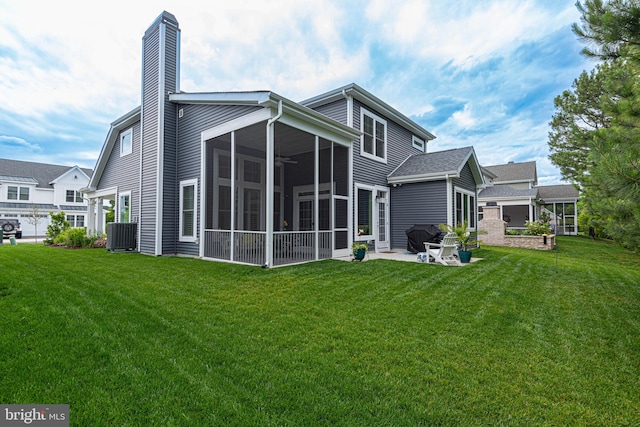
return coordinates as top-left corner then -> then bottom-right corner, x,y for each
353,248 -> 367,261
458,250 -> 472,263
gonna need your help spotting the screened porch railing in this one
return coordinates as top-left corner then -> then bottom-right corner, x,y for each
204,229 -> 332,266
272,231 -> 332,266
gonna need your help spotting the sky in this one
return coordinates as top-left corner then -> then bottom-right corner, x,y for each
0,0 -> 596,185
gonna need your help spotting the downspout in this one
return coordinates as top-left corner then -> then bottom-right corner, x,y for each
264,100 -> 283,268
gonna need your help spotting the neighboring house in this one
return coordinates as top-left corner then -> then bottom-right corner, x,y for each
478,161 -> 579,235
537,184 -> 580,235
84,11 -> 485,266
0,158 -> 93,236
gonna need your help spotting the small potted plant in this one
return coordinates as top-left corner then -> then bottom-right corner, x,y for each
440,222 -> 473,263
352,241 -> 369,261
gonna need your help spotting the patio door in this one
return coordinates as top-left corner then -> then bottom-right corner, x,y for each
355,185 -> 389,251
376,189 -> 390,251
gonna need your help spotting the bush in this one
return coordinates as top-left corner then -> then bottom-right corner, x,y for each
523,220 -> 552,236
45,211 -> 70,245
53,228 -> 98,249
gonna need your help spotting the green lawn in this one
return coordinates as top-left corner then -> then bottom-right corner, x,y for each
1,237 -> 639,426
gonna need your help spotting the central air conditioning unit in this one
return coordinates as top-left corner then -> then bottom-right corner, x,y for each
106,222 -> 138,252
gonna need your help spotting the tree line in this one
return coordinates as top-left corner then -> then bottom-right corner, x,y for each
549,0 -> 640,252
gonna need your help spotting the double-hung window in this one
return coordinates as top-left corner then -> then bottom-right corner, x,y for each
120,128 -> 132,157
361,109 -> 387,162
180,179 -> 198,242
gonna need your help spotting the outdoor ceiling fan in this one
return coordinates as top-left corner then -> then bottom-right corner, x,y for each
274,156 -> 298,167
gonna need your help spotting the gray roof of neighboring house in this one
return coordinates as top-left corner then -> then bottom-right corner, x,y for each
388,146 -> 480,183
0,158 -> 93,188
484,161 -> 537,184
479,186 -> 538,199
537,184 -> 579,200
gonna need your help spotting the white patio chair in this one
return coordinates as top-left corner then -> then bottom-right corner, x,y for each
424,232 -> 462,266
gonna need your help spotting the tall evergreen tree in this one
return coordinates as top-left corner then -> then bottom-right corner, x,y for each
550,0 -> 640,252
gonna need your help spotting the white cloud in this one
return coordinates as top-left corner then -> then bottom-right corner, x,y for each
0,135 -> 41,152
366,0 -> 578,66
0,0 -> 592,182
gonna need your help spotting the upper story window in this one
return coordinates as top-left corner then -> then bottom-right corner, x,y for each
361,109 -> 387,163
412,135 -> 426,152
8,186 -> 29,201
66,190 -> 83,203
120,128 -> 133,157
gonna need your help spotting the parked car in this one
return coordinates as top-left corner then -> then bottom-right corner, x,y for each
1,219 -> 22,239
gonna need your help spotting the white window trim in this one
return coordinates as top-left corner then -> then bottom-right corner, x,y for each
118,191 -> 131,223
120,128 -> 133,157
7,185 -> 30,201
412,135 -> 425,152
179,178 -> 198,242
360,109 -> 387,163
66,189 -> 84,203
454,187 -> 476,230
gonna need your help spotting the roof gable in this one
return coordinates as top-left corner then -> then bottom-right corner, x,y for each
388,146 -> 484,185
0,158 -> 93,189
87,106 -> 141,190
484,161 -> 537,185
301,83 -> 436,143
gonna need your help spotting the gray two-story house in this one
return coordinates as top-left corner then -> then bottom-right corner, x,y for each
84,11 -> 484,266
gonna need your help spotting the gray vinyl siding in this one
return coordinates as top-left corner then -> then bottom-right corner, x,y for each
390,180 -> 447,249
139,16 -> 180,255
175,103 -> 261,255
140,24 -> 160,254
451,162 -> 478,221
312,99 -> 347,124
352,100 -> 424,186
96,122 -> 141,222
452,163 -> 477,193
162,27 -> 179,255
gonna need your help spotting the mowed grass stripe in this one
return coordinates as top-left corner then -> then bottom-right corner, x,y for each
0,237 -> 639,425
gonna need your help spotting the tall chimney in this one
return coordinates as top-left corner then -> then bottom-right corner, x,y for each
139,11 -> 180,255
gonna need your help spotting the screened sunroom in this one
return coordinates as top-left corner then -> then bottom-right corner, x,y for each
198,97 -> 360,267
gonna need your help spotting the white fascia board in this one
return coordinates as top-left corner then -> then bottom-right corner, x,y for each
274,97 -> 361,145
83,186 -> 118,199
388,171 -> 458,185
201,109 -> 273,141
493,179 -> 536,186
169,91 -> 272,105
